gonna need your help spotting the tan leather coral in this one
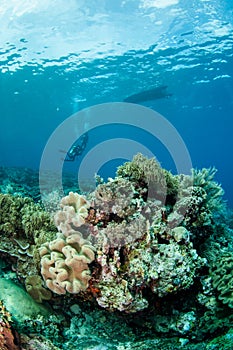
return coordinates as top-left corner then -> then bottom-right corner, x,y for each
39,232 -> 95,295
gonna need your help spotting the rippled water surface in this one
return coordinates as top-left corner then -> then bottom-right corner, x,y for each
0,0 -> 233,206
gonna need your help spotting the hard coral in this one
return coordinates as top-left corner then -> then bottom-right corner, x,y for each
96,276 -> 148,313
40,232 -> 95,295
169,168 -> 225,241
117,152 -> 178,200
0,193 -> 57,295
93,177 -> 138,218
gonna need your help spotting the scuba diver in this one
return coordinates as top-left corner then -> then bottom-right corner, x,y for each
60,132 -> 88,161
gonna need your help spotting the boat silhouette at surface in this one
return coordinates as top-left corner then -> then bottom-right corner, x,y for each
124,85 -> 172,104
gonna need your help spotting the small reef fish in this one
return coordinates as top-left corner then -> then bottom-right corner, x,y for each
124,85 -> 172,103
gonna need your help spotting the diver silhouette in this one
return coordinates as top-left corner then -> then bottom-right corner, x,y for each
60,132 -> 88,161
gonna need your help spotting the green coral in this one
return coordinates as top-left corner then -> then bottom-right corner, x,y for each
198,306 -> 233,339
0,194 -> 31,235
0,277 -> 50,323
21,202 -> 55,239
0,193 -> 57,295
192,167 -> 225,213
25,275 -> 52,303
206,328 -> 233,349
0,193 -> 56,240
211,251 -> 233,308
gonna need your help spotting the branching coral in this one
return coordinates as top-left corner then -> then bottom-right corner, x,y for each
0,193 -> 57,292
168,168 -> 225,242
0,194 -> 30,235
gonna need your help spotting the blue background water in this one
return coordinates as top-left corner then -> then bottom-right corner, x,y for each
0,0 -> 233,207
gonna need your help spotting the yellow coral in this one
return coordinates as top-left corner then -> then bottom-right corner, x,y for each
25,275 -> 52,303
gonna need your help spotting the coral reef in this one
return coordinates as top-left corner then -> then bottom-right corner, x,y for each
35,154 -> 226,317
92,221 -> 205,312
0,167 -> 41,201
1,154 -> 233,349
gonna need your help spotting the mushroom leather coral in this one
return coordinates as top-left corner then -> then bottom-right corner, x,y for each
54,192 -> 90,234
40,232 -> 95,295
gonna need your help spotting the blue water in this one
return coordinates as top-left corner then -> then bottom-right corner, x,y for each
0,0 -> 233,207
